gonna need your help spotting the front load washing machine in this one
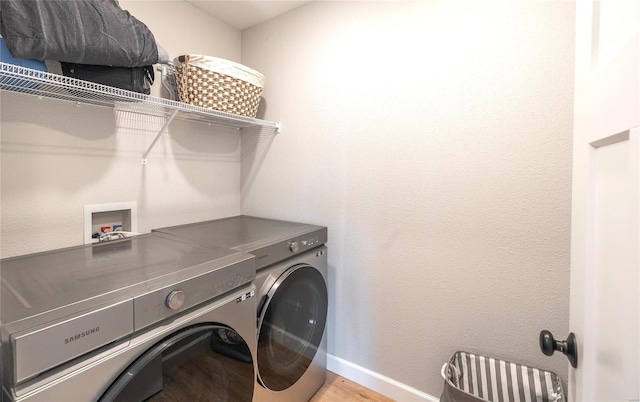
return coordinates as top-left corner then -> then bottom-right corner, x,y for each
1,233 -> 258,402
154,216 -> 329,402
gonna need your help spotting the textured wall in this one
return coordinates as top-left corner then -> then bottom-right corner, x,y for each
241,1 -> 574,397
0,1 -> 243,258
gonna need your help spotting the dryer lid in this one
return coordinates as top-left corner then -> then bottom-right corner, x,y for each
153,215 -> 326,253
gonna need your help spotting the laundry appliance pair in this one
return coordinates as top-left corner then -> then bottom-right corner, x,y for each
154,215 -> 329,402
0,216 -> 328,402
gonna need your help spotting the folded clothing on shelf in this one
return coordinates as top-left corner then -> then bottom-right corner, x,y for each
0,37 -> 47,72
0,0 -> 158,67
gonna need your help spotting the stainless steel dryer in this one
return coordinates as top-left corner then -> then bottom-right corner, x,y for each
1,233 -> 258,402
154,216 -> 328,402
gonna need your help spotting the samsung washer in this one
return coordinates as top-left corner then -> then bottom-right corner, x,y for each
1,233 -> 257,402
154,216 -> 328,402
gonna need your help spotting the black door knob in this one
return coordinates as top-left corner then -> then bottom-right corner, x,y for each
539,330 -> 578,368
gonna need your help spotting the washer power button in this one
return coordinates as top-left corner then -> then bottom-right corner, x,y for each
289,241 -> 299,253
166,290 -> 185,310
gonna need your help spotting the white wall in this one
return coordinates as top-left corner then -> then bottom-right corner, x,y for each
0,1 -> 242,258
241,1 -> 575,398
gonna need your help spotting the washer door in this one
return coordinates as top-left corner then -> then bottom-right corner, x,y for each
257,264 -> 328,391
100,324 -> 254,401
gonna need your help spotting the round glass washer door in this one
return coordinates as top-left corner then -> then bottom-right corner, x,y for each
257,264 -> 328,391
100,324 -> 254,402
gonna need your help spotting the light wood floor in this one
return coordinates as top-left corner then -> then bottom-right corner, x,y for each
310,371 -> 395,402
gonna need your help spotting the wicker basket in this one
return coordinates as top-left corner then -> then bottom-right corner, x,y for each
173,54 -> 265,118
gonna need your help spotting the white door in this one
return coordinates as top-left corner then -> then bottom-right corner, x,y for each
570,1 -> 640,401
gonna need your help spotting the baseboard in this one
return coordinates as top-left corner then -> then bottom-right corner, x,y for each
326,354 -> 439,402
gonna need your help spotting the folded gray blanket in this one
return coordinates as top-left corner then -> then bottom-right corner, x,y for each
0,0 -> 159,67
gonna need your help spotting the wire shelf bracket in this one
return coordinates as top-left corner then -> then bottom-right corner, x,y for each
142,109 -> 178,164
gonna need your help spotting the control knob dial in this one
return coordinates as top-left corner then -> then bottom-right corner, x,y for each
289,241 -> 299,252
166,290 -> 185,310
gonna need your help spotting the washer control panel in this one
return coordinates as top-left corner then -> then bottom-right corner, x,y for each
300,236 -> 321,248
253,227 -> 327,270
289,236 -> 321,253
134,256 -> 255,331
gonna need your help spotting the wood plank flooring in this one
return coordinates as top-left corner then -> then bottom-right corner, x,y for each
310,371 -> 395,402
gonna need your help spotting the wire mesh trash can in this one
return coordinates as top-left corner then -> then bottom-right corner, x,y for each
440,351 -> 565,402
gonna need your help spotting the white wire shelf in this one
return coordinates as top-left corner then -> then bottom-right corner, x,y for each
0,62 -> 281,163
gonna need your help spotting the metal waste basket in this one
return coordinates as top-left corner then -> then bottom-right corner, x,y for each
440,351 -> 565,402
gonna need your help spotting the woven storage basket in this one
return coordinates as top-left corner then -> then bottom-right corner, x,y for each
173,54 -> 265,118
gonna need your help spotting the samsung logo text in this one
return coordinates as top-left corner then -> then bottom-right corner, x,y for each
65,327 -> 100,344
